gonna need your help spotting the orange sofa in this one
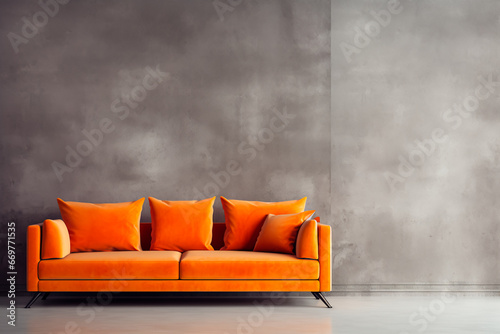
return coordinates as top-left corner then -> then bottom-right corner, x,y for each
26,221 -> 332,308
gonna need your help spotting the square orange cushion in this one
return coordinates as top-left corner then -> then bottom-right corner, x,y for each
57,198 -> 144,253
221,197 -> 307,250
149,197 -> 215,252
253,210 -> 315,254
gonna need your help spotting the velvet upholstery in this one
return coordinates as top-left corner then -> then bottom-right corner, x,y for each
39,280 -> 319,292
26,224 -> 41,292
318,223 -> 332,291
220,197 -> 307,250
253,211 -> 315,254
57,198 -> 144,252
180,250 -> 319,279
149,197 -> 215,252
39,251 -> 182,279
27,219 -> 331,294
141,222 -> 225,250
296,219 -> 319,260
41,219 -> 70,260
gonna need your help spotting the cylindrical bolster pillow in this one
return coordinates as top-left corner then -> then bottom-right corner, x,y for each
295,219 -> 318,260
42,219 -> 71,259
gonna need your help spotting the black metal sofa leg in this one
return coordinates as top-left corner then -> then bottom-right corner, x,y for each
25,292 -> 43,308
41,292 -> 50,300
316,292 -> 332,308
311,292 -> 320,299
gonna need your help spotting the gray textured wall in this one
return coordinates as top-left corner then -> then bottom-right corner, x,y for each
0,0 -> 330,290
332,0 -> 500,287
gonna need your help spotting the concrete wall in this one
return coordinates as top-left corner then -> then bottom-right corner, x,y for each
1,0 -> 499,292
0,0 -> 330,290
332,0 -> 500,288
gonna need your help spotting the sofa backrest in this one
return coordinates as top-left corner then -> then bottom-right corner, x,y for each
140,222 -> 226,250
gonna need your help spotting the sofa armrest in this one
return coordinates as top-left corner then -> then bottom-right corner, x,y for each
318,223 -> 331,291
41,219 -> 70,260
26,224 -> 42,292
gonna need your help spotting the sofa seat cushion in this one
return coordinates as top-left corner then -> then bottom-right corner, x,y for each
180,251 -> 319,279
39,251 -> 181,279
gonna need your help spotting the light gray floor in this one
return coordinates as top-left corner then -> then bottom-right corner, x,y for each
1,294 -> 499,333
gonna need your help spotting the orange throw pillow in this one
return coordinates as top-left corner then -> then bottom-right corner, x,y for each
253,210 -> 315,254
149,197 -> 215,252
57,198 -> 144,253
295,219 -> 319,259
221,197 -> 307,250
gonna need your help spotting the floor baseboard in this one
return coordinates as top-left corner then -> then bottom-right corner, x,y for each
331,284 -> 500,295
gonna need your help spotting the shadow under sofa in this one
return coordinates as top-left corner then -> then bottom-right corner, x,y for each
26,222 -> 332,308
